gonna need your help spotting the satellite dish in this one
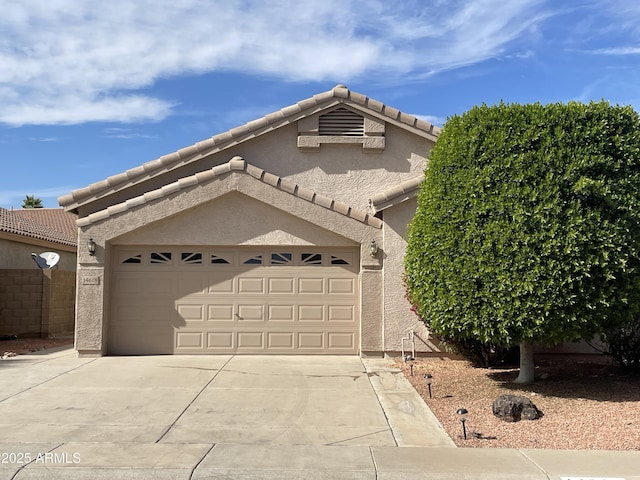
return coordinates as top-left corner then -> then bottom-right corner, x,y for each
31,252 -> 60,269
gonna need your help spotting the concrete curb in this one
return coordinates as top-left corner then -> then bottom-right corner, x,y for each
2,443 -> 639,480
362,358 -> 456,448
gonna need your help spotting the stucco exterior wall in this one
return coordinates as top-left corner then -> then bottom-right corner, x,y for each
221,123 -> 431,212
80,122 -> 432,218
112,192 -> 356,247
382,199 -> 440,353
0,238 -> 76,270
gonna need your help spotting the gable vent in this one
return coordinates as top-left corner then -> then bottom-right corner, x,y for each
319,108 -> 364,136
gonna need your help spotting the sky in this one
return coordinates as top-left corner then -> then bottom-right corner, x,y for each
2,0 -> 640,209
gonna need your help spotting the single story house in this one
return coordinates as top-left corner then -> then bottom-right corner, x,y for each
60,84 -> 444,357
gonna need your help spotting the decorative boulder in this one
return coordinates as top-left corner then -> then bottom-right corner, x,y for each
492,394 -> 543,422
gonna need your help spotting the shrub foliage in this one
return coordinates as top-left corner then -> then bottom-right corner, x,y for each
405,101 -> 640,365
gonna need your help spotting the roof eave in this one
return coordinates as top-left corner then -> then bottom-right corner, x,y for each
59,85 -> 439,212
369,174 -> 424,213
76,156 -> 382,230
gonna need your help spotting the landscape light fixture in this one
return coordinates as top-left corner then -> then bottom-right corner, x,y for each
87,238 -> 96,256
369,239 -> 378,257
424,373 -> 433,399
456,408 -> 468,440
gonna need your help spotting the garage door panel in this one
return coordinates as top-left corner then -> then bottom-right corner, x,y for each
237,304 -> 264,321
299,278 -> 324,294
115,275 -> 174,295
268,277 -> 295,294
238,277 -> 264,294
178,275 -> 206,295
298,332 -> 324,349
328,305 -> 355,322
111,247 -> 359,355
176,331 -> 204,349
207,332 -> 234,349
110,323 -> 174,355
328,333 -> 355,349
208,278 -> 234,293
177,304 -> 204,321
328,278 -> 355,294
268,332 -> 294,349
268,305 -> 295,321
115,305 -> 173,323
237,332 -> 264,349
208,304 -> 234,321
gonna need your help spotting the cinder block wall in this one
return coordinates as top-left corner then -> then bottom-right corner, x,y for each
42,270 -> 76,336
0,269 -> 75,337
0,270 -> 43,336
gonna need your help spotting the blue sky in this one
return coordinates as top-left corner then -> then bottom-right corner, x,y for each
2,0 -> 640,209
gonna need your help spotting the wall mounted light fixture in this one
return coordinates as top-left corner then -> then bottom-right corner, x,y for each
87,237 -> 96,256
369,239 -> 379,257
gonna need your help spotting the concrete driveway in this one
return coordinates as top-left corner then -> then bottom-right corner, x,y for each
0,349 -> 449,447
3,348 -> 636,480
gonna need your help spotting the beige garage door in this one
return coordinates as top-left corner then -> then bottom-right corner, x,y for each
109,247 -> 359,355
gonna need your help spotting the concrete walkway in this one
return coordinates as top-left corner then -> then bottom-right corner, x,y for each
0,347 -> 638,479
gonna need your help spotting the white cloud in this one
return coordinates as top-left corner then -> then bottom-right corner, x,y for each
0,0 -> 550,126
102,128 -> 157,140
411,114 -> 446,127
589,47 -> 640,55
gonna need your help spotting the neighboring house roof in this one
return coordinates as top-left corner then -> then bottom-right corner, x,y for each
76,156 -> 382,230
59,84 -> 440,212
369,175 -> 425,213
13,208 -> 78,240
0,207 -> 77,247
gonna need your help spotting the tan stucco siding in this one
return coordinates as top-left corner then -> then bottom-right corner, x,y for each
111,192 -> 356,247
0,238 -> 76,270
382,199 -> 439,353
77,123 -> 433,218
222,123 -> 431,212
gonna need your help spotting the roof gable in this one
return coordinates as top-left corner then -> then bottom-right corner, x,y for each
59,85 -> 439,212
76,156 -> 382,230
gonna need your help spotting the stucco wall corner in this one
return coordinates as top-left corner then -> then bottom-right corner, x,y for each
360,269 -> 383,352
74,267 -> 105,354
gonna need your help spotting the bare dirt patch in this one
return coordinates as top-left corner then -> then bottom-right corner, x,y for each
393,355 -> 640,450
1,336 -> 73,357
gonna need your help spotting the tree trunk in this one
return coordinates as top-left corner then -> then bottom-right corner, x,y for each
514,340 -> 535,384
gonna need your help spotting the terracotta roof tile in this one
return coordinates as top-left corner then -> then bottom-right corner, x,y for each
76,157 -> 382,230
60,85 -> 440,211
0,208 -> 77,247
369,175 -> 425,213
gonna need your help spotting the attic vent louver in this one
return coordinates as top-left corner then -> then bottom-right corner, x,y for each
319,108 -> 364,136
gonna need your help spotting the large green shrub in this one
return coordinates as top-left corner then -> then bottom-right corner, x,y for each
405,101 -> 640,381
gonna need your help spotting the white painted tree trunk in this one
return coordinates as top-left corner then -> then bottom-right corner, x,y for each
514,340 -> 535,384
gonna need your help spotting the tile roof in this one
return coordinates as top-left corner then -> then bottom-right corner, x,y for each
369,175 -> 425,213
76,156 -> 382,229
0,208 -> 77,247
13,208 -> 78,240
59,84 -> 440,211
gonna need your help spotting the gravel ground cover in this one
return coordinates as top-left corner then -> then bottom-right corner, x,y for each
1,336 -> 74,357
393,355 -> 640,450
